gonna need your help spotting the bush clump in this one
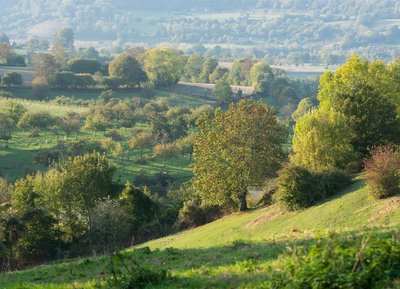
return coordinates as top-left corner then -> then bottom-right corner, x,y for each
364,145 -> 400,199
276,165 -> 352,211
97,252 -> 168,289
267,233 -> 400,289
177,199 -> 223,230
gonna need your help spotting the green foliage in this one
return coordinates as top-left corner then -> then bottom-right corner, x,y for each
193,100 -> 287,211
230,58 -> 257,86
249,62 -> 274,94
17,111 -> 56,132
49,72 -> 95,89
364,145 -> 400,199
108,54 -> 147,87
32,76 -> 49,100
32,53 -> 59,80
212,80 -> 233,103
184,54 -> 205,82
96,252 -> 168,289
68,58 -> 102,74
291,97 -> 315,122
2,100 -> 27,124
178,199 -> 223,230
199,58 -> 218,83
291,108 -> 356,172
1,72 -> 23,86
119,182 -> 158,234
53,27 -> 74,50
143,47 -> 186,86
276,165 -> 351,211
267,234 -> 400,289
11,152 -> 117,240
318,55 -> 400,157
87,198 -> 131,253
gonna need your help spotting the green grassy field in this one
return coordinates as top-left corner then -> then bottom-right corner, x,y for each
2,178 -> 399,288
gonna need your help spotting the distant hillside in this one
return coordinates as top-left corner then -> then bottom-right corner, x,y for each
2,178 -> 400,288
1,0 -> 400,61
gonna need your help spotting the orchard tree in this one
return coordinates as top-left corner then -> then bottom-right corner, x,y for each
129,132 -> 153,161
153,142 -> 180,168
108,53 -> 147,87
143,47 -> 186,86
193,100 -> 287,211
84,113 -> 108,136
61,112 -> 81,139
0,112 -> 13,148
2,100 -> 27,124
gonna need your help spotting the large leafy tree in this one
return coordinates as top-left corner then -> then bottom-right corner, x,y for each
108,53 -> 147,87
318,55 -> 400,157
193,100 -> 287,212
143,47 -> 186,86
291,108 -> 355,172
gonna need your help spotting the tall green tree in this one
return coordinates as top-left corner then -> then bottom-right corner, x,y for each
212,80 -> 233,104
291,108 -> 356,172
250,62 -> 274,94
193,100 -> 287,211
318,55 -> 400,156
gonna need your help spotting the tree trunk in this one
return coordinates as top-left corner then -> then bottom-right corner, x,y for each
238,190 -> 248,211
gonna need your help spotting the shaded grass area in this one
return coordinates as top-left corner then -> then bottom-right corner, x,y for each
2,179 -> 400,288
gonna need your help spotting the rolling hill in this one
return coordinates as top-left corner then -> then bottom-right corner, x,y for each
2,177 -> 400,288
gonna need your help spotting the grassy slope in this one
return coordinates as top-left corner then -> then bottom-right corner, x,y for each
2,179 -> 400,288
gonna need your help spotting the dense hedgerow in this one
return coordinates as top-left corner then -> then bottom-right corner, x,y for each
364,145 -> 400,199
276,165 -> 352,211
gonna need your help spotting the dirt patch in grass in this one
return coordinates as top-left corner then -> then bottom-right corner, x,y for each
245,209 -> 284,229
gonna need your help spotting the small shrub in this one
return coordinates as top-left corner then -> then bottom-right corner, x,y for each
364,145 -> 400,199
275,165 -> 317,211
177,199 -> 223,230
276,165 -> 352,211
